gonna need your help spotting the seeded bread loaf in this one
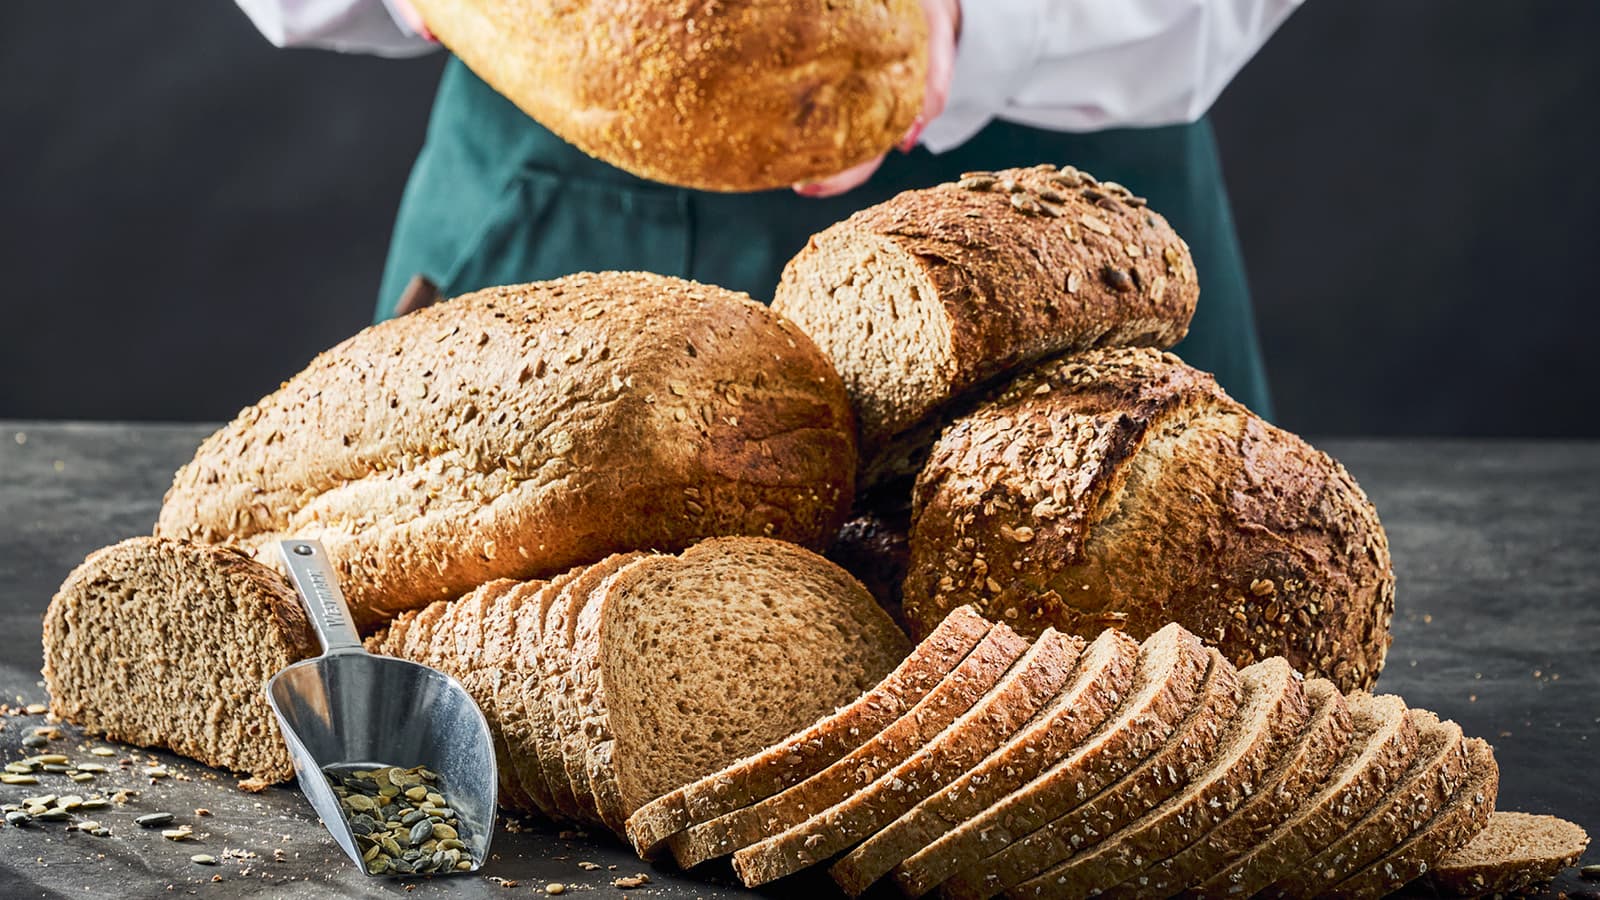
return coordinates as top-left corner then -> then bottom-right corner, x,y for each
904,347 -> 1395,692
773,164 -> 1198,491
668,622 -> 1029,869
625,605 -> 991,857
42,537 -> 317,784
729,629 -> 1085,886
1012,658 -> 1311,899
1320,737 -> 1498,900
830,628 -> 1140,896
1264,710 -> 1469,898
408,0 -> 925,192
1098,679 -> 1353,899
157,273 -> 858,628
943,649 -> 1243,900
1191,692 -> 1422,898
1427,812 -> 1591,897
891,622 -> 1210,897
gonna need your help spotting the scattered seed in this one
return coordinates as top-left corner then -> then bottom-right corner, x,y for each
1,775 -> 39,786
191,854 -> 217,865
161,826 -> 194,840
21,734 -> 48,748
146,767 -> 170,779
88,747 -> 115,757
74,762 -> 108,773
56,795 -> 83,809
3,763 -> 33,774
23,703 -> 46,715
27,755 -> 68,765
1583,865 -> 1600,880
75,820 -> 101,831
4,811 -> 29,827
613,874 -> 650,889
78,798 -> 110,810
194,807 -> 211,817
135,812 -> 175,828
34,809 -> 69,821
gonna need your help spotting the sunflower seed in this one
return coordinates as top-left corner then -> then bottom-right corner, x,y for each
1,775 -> 39,785
87,747 -> 115,757
3,763 -> 32,774
21,734 -> 47,748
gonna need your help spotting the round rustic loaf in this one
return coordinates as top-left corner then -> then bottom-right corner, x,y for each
773,164 -> 1198,490
157,272 -> 857,627
902,347 -> 1395,692
410,0 -> 926,192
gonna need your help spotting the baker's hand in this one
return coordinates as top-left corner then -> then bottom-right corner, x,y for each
389,0 -> 435,41
794,0 -> 959,198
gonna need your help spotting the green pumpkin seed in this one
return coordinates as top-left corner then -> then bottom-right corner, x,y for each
190,854 -> 217,865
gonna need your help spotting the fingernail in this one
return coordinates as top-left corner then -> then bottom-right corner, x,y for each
898,118 -> 926,153
793,183 -> 823,196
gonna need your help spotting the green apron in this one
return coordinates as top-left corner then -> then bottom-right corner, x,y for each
379,58 -> 1273,417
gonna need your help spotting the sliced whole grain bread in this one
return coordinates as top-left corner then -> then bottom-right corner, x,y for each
830,628 -> 1142,896
1187,692 -> 1421,899
669,621 -> 1030,868
596,538 -> 910,829
1320,737 -> 1498,900
946,648 -> 1243,900
625,606 -> 992,857
43,537 -> 318,784
1097,678 -> 1353,899
455,578 -> 543,813
501,568 -> 585,818
729,629 -> 1087,886
1264,710 -> 1469,898
1011,658 -> 1312,899
1426,811 -> 1591,897
891,623 -> 1210,898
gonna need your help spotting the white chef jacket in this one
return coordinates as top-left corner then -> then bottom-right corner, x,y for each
234,0 -> 1303,152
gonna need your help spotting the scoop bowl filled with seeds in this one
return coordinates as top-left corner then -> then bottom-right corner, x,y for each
266,540 -> 497,877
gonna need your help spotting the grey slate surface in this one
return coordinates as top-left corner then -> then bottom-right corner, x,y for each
0,423 -> 1595,898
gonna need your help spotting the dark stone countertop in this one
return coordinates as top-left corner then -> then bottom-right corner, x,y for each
0,422 -> 1595,898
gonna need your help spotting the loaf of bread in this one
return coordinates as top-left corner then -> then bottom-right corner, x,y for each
903,347 -> 1395,692
368,536 -> 910,830
628,607 -> 1529,898
773,164 -> 1198,490
410,0 -> 926,192
156,273 -> 857,628
41,537 -> 316,785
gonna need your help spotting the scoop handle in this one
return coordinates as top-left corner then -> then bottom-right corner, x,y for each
278,539 -> 366,655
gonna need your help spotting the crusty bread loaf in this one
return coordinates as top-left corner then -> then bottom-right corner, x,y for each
624,605 -> 991,858
904,347 -> 1395,692
157,273 -> 857,628
667,622 -> 1028,869
772,164 -> 1198,490
409,0 -> 925,192
42,537 -> 317,784
1427,812 -> 1591,897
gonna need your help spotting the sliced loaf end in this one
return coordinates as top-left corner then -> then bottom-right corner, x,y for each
1427,811 -> 1590,897
600,537 -> 910,819
42,536 -> 317,783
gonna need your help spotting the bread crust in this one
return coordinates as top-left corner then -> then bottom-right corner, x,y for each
410,0 -> 926,192
156,273 -> 856,628
903,347 -> 1395,692
774,165 -> 1197,488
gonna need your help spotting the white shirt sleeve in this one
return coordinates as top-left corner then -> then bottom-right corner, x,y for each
921,0 -> 1305,152
234,0 -> 438,57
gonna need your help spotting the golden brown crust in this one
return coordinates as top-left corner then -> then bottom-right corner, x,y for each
774,164 -> 1198,486
411,0 -> 926,192
902,347 -> 1395,692
156,273 -> 857,628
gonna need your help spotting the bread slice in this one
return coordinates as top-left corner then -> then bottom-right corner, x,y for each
594,538 -> 910,828
625,605 -> 992,857
1264,710 -> 1469,898
944,648 -> 1243,900
891,622 -> 1211,897
42,537 -> 317,783
1426,812 -> 1590,897
455,579 -> 541,812
1098,679 -> 1353,899
830,628 -> 1142,896
1011,658 -> 1312,898
772,164 -> 1197,490
1190,692 -> 1421,898
1319,737 -> 1498,900
668,621 -> 1030,868
729,630 -> 1087,886
487,575 -> 574,817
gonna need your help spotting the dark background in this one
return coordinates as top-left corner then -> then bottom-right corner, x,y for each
2,2 -> 1596,435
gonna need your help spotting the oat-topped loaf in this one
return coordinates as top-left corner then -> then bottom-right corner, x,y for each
773,164 -> 1198,491
157,272 -> 857,627
408,0 -> 926,192
42,537 -> 317,785
903,346 -> 1395,692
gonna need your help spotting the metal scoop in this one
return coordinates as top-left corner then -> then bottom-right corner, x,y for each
265,539 -> 498,876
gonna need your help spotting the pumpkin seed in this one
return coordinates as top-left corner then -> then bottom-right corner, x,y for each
4,811 -> 29,827
3,763 -> 33,774
135,812 -> 175,828
34,809 -> 69,821
191,854 -> 217,865
21,734 -> 47,748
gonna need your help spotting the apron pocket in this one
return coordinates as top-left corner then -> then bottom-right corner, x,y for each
437,168 -> 692,299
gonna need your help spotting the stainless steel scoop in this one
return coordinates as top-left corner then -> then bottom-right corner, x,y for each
265,539 -> 498,876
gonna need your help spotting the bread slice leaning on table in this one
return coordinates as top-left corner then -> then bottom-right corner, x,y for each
155,272 -> 859,630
